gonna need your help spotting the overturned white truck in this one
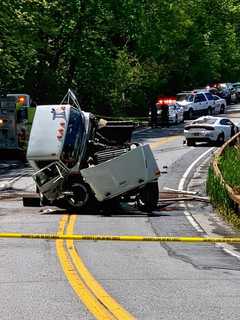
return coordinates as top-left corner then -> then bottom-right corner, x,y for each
25,91 -> 160,212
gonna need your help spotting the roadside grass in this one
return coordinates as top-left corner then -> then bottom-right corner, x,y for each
207,163 -> 240,230
218,146 -> 240,193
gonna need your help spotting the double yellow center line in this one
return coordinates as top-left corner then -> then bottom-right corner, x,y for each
56,214 -> 135,320
149,135 -> 181,150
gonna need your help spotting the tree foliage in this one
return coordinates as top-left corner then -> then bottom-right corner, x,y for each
1,0 -> 240,116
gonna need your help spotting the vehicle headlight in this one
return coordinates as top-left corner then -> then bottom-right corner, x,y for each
0,118 -> 7,126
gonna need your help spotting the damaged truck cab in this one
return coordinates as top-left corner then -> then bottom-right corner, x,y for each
26,91 -> 160,212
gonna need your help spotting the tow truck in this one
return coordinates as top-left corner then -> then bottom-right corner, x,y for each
24,90 -> 160,212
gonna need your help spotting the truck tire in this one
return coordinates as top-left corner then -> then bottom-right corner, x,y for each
137,181 -> 159,212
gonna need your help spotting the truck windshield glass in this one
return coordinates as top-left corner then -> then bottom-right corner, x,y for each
61,108 -> 85,167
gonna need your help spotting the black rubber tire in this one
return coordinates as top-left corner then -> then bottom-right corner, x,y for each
207,107 -> 212,115
220,105 -> 225,114
216,133 -> 224,146
55,183 -> 96,211
137,181 -> 159,212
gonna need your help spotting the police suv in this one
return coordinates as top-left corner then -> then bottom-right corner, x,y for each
176,90 -> 216,120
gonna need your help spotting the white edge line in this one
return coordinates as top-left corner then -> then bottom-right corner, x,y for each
220,245 -> 240,259
178,147 -> 215,233
178,146 -> 240,259
178,147 -> 215,191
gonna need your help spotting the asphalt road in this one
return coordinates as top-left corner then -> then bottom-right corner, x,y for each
0,105 -> 240,319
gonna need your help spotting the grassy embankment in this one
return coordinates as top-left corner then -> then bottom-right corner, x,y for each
207,145 -> 240,229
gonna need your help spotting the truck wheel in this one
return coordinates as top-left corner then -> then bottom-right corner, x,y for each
137,181 -> 159,212
65,183 -> 90,210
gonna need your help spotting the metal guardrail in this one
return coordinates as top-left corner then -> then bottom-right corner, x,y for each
212,132 -> 240,207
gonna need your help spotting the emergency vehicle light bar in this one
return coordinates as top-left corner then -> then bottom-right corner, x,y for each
156,98 -> 176,105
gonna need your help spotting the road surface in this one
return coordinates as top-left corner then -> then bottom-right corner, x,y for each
0,105 -> 240,319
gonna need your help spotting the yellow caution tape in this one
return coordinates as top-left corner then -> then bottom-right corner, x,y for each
1,233 -> 240,243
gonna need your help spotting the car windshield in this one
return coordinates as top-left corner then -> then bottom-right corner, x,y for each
218,84 -> 227,89
176,94 -> 194,102
192,118 -> 217,125
233,83 -> 240,88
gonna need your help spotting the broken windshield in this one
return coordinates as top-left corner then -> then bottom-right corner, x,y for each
33,162 -> 68,187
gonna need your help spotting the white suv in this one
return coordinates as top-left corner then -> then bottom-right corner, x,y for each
176,91 -> 216,120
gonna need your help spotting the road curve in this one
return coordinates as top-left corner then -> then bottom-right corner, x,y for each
0,107 -> 240,319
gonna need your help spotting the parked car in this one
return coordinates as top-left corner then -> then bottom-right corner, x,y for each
149,98 -> 184,125
232,82 -> 240,102
184,116 -> 239,146
207,83 -> 235,105
176,90 -> 216,120
212,95 -> 226,114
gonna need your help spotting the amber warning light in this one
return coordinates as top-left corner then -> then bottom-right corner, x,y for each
17,96 -> 26,105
